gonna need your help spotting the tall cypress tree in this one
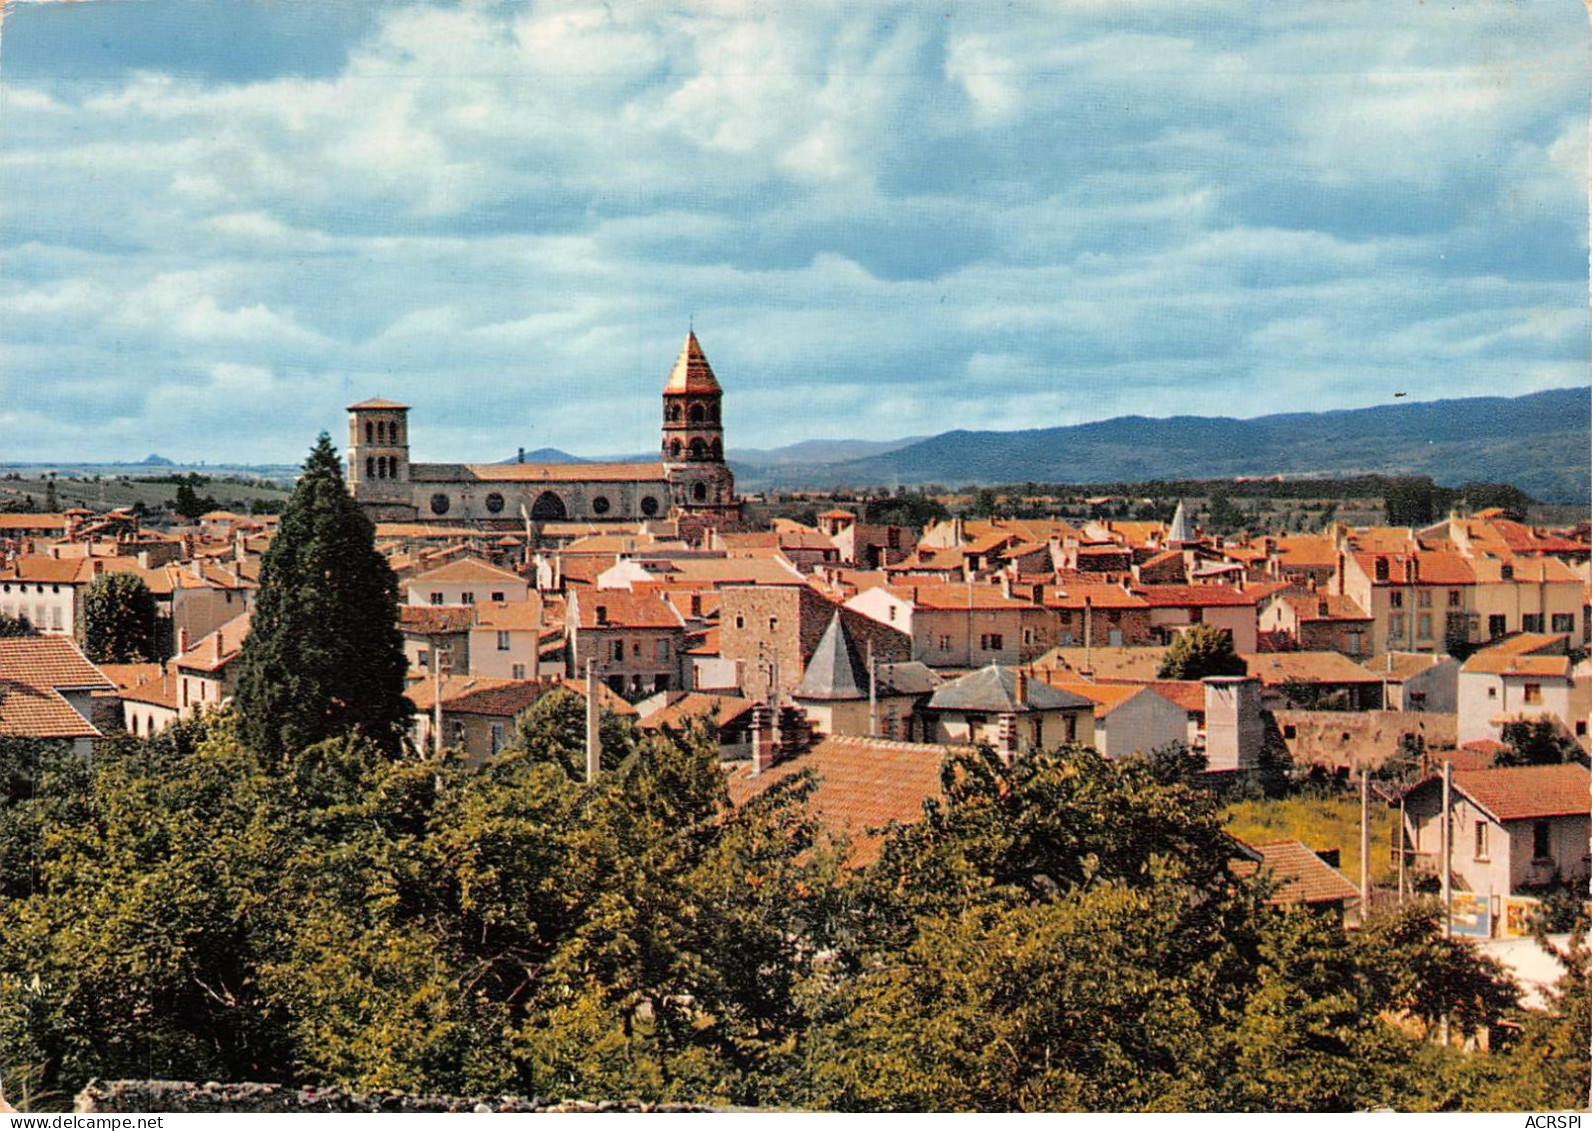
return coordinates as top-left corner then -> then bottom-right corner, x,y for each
234,434 -> 409,764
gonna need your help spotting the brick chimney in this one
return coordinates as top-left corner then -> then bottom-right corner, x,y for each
1013,668 -> 1028,706
177,628 -> 190,656
214,632 -> 224,663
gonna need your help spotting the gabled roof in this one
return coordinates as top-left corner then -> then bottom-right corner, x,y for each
408,557 -> 525,587
640,691 -> 756,732
928,664 -> 1095,714
1242,651 -> 1385,686
727,735 -> 975,866
575,591 -> 683,631
176,612 -> 251,674
1134,584 -> 1259,608
663,331 -> 722,395
0,636 -> 114,692
1446,764 -> 1591,823
347,397 -> 410,411
1231,839 -> 1361,907
793,613 -> 867,701
399,606 -> 476,635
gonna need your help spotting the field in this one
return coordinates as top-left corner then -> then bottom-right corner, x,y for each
1224,792 -> 1398,887
0,467 -> 295,517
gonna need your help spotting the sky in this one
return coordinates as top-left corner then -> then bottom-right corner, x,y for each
0,0 -> 1586,465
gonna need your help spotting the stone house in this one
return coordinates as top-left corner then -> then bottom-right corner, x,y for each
923,664 -> 1096,754
566,590 -> 686,698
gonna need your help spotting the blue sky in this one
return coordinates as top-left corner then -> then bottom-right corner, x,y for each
0,0 -> 1585,464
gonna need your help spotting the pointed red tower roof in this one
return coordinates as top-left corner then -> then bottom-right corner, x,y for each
663,331 -> 722,395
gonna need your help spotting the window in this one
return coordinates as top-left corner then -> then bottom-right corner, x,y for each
1488,614 -> 1507,638
485,492 -> 505,514
1389,613 -> 1405,640
1523,682 -> 1542,704
462,592 -> 475,605
887,605 -> 896,621
1417,589 -> 1431,608
980,633 -> 1004,652
1486,686 -> 1497,699
1474,821 -> 1488,861
497,631 -> 511,651
1552,613 -> 1574,634
511,663 -> 526,680
592,495 -> 611,515
1283,724 -> 1297,739
490,723 -> 505,755
1533,820 -> 1551,860
640,496 -> 660,517
1347,632 -> 1363,656
769,617 -> 778,631
937,635 -> 952,650
734,615 -> 745,630
693,482 -> 708,502
611,641 -> 625,662
655,640 -> 670,661
491,591 -> 504,603
1448,589 -> 1461,608
418,649 -> 430,667
1522,613 -> 1544,633
430,592 -> 444,605
632,642 -> 642,658
1389,591 -> 1404,609
430,493 -> 450,516
1417,613 -> 1432,640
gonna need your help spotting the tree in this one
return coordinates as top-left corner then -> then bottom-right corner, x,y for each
233,434 -> 410,765
80,572 -> 159,663
1497,719 -> 1584,767
0,613 -> 36,638
1157,623 -> 1245,680
505,687 -> 638,778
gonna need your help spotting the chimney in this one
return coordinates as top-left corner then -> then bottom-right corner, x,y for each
177,628 -> 190,656
214,632 -> 224,663
750,703 -> 776,775
1032,582 -> 1045,603
518,447 -> 526,464
1000,573 -> 1012,599
1318,600 -> 1330,618
595,605 -> 608,626
1013,668 -> 1028,705
91,559 -> 104,578
1336,552 -> 1347,596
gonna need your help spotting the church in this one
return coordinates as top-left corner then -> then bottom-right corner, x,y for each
345,332 -> 738,528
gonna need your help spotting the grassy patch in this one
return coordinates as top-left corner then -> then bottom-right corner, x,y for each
1224,792 -> 1397,886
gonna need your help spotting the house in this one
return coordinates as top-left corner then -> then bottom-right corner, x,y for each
844,581 -> 1052,668
406,675 -> 637,766
1040,582 -> 1155,648
1258,590 -> 1372,656
923,664 -> 1096,754
1399,763 -> 1591,905
1241,651 -> 1387,711
1365,651 -> 1460,713
1038,680 -> 1189,760
404,556 -> 529,607
0,635 -> 115,758
567,589 -> 686,698
398,605 -> 474,677
719,583 -> 910,704
172,612 -> 250,718
638,691 -> 758,760
1457,634 -> 1590,749
1134,584 -> 1262,654
469,598 -> 563,680
1272,709 -> 1456,775
789,612 -> 940,742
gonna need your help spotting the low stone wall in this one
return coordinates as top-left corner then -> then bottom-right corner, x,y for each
76,1081 -> 724,1114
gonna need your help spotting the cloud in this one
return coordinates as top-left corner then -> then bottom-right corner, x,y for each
0,0 -> 1584,462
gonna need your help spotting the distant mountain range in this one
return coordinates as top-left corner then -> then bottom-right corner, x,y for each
725,387 -> 1591,503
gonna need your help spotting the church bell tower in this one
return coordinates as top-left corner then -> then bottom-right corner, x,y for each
661,331 -> 735,519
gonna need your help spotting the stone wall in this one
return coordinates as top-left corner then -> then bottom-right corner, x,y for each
75,1081 -> 725,1114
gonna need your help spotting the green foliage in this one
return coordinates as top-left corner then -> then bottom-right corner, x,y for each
1497,719 -> 1585,767
1223,792 -> 1396,886
1156,623 -> 1245,680
505,687 -> 638,778
0,612 -> 37,638
0,718 -> 1557,1112
172,476 -> 219,521
233,435 -> 410,765
80,572 -> 158,663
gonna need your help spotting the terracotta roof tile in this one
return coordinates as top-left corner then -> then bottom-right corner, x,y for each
1450,764 -> 1591,822
0,636 -> 114,691
1232,838 -> 1361,906
399,606 -> 476,635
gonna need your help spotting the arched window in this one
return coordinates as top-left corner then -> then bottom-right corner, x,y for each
530,491 -> 567,522
690,439 -> 706,460
669,439 -> 683,459
377,420 -> 387,442
366,456 -> 375,479
366,422 -> 374,444
689,403 -> 705,424
711,438 -> 723,460
667,403 -> 682,422
692,482 -> 708,502
392,422 -> 402,443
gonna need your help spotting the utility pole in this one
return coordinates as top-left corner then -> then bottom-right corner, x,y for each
431,635 -> 444,758
585,658 -> 601,783
1083,595 -> 1093,675
1440,759 -> 1453,939
1359,766 -> 1371,924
